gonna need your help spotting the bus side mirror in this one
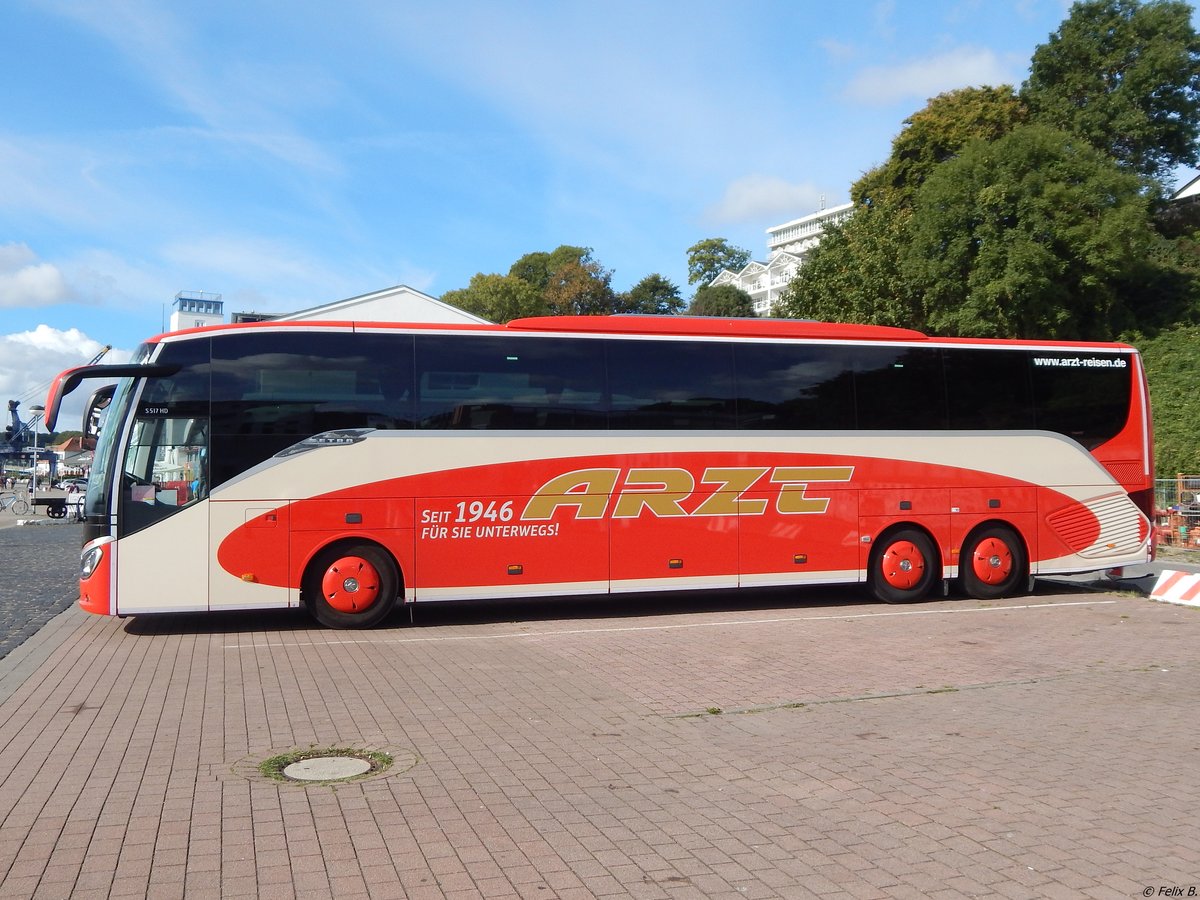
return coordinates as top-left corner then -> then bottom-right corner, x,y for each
83,385 -> 115,445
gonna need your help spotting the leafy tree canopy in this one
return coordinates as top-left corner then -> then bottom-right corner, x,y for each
446,245 -> 628,322
686,238 -> 751,286
508,245 -> 592,290
440,273 -> 545,323
854,86 -> 1028,208
906,124 -> 1153,339
1022,0 -> 1200,184
775,200 -> 921,327
543,258 -> 618,316
687,284 -> 757,317
1137,321 -> 1200,475
620,274 -> 684,315
782,0 -> 1200,343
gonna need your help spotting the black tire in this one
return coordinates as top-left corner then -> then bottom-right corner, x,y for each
869,527 -> 938,604
960,525 -> 1027,600
303,542 -> 400,629
11,498 -> 29,516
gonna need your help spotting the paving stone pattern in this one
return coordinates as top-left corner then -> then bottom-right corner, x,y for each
0,552 -> 1197,897
0,522 -> 79,661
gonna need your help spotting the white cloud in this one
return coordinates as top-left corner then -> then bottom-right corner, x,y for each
7,324 -> 107,356
0,243 -> 71,309
0,243 -> 37,269
1,325 -> 132,429
844,47 -> 1016,106
704,177 -> 830,226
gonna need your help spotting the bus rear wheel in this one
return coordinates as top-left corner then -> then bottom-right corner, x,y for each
960,526 -> 1027,600
304,542 -> 399,629
869,528 -> 938,604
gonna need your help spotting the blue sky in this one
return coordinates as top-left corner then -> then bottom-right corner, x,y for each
4,0 -> 1167,428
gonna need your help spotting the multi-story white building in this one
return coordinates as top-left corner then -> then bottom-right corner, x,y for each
710,201 -> 854,315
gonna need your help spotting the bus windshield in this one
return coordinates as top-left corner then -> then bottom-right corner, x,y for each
83,374 -> 138,525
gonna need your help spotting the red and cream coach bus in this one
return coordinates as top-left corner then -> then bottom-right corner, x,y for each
45,315 -> 1153,628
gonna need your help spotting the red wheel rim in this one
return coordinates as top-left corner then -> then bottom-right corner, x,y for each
320,556 -> 381,613
881,540 -> 926,590
971,537 -> 1013,585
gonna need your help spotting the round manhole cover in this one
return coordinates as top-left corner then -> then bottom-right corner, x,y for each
248,746 -> 413,785
283,755 -> 372,781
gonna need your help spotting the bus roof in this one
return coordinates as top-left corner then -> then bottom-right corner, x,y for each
505,315 -> 929,341
146,314 -> 1133,351
151,315 -> 929,344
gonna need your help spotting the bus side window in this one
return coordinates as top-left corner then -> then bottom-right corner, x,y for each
733,343 -> 855,430
853,347 -> 946,430
209,331 -> 415,488
1029,351 -> 1131,448
944,349 -> 1034,430
607,340 -> 737,429
415,335 -> 606,429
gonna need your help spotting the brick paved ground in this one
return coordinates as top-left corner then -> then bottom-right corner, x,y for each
0,518 -> 80,661
0,543 -> 1198,897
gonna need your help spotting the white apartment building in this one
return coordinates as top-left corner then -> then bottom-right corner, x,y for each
710,201 -> 854,314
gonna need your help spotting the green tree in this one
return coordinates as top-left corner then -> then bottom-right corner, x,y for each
1022,0 -> 1200,184
687,284 -> 757,317
775,200 -> 922,327
543,258 -> 618,315
509,245 -> 591,290
855,86 -> 1028,208
1138,321 -> 1200,475
441,273 -> 545,323
619,274 -> 684,315
906,124 -> 1153,339
781,87 -> 1027,330
686,238 -> 751,286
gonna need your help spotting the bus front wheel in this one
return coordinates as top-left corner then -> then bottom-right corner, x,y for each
960,526 -> 1026,601
303,542 -> 399,629
869,528 -> 938,604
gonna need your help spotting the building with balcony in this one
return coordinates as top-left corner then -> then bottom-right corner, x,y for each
710,201 -> 854,315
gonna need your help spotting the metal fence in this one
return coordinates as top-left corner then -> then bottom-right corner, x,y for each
1155,475 -> 1200,551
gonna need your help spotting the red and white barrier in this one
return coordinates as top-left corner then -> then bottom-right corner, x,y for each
1150,570 -> 1200,608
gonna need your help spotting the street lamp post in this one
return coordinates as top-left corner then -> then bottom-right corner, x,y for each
29,404 -> 45,509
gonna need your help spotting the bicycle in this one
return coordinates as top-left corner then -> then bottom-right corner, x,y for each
1,491 -> 31,516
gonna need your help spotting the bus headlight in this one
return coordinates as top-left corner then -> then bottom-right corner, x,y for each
81,545 -> 104,580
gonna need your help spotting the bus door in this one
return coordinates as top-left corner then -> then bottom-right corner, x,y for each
114,412 -> 212,614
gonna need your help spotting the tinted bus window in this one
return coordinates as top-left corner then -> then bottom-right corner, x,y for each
943,348 -> 1034,430
415,335 -> 606,429
209,331 -> 414,486
139,338 -> 212,406
734,343 -> 855,429
118,339 -> 213,537
853,346 -> 946,430
607,340 -> 736,429
1030,351 -> 1131,449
